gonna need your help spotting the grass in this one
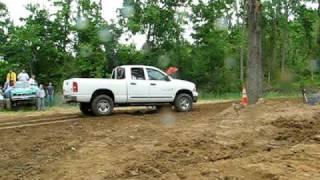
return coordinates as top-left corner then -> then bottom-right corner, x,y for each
199,92 -> 241,101
264,91 -> 302,99
199,91 -> 302,101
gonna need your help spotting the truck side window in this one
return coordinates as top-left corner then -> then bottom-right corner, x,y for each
131,68 -> 145,80
147,68 -> 167,81
111,70 -> 115,79
117,68 -> 126,79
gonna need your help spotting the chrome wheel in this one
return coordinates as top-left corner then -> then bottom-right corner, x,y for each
179,97 -> 191,111
91,95 -> 114,116
97,100 -> 111,114
174,93 -> 193,112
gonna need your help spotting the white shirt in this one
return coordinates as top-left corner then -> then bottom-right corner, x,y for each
37,89 -> 46,98
28,78 -> 37,85
18,72 -> 30,81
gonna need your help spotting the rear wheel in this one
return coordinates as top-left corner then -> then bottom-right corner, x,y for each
174,93 -> 193,112
80,102 -> 93,115
91,95 -> 114,116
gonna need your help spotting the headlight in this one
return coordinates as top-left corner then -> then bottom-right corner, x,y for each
193,86 -> 197,92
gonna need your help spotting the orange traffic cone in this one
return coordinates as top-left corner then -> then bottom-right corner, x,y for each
240,87 -> 248,106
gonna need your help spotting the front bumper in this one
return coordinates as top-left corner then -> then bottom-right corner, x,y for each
193,96 -> 198,102
193,91 -> 199,102
11,95 -> 37,101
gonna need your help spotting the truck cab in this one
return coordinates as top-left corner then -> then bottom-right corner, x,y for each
63,65 -> 198,116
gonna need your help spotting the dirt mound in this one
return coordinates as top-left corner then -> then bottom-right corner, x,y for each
272,113 -> 320,144
1,100 -> 320,179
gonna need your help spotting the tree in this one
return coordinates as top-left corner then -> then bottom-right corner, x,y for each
74,0 -> 120,77
0,2 -> 12,82
247,0 -> 263,104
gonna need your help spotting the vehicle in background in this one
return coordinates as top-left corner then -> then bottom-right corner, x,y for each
63,65 -> 198,116
4,81 -> 39,109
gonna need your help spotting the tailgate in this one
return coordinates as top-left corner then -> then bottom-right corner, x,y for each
63,79 -> 74,96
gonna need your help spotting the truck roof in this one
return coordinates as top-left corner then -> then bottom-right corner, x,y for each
118,65 -> 159,69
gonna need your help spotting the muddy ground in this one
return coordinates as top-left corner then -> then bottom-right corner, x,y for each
0,99 -> 320,180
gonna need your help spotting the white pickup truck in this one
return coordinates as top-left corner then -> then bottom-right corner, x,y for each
63,65 -> 198,116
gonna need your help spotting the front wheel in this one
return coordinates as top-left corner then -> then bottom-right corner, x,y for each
91,95 -> 114,116
174,93 -> 193,112
80,103 -> 93,116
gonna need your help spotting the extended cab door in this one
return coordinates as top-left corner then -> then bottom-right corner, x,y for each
146,68 -> 175,102
127,67 -> 150,103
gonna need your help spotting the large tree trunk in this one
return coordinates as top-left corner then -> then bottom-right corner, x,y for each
247,0 -> 263,104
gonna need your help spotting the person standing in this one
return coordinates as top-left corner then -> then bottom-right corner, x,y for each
46,82 -> 54,107
17,69 -> 30,82
0,85 -> 4,108
0,85 -> 3,97
37,84 -> 46,111
6,70 -> 16,86
3,81 -> 9,91
28,75 -> 37,86
4,81 -> 13,98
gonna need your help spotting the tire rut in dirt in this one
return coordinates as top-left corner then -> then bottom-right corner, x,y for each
0,113 -> 80,123
0,114 -> 84,130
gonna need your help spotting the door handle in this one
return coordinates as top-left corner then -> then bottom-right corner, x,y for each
150,83 -> 156,86
130,82 -> 137,85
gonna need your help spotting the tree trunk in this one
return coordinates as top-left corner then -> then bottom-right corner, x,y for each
269,1 -> 278,84
240,42 -> 245,82
281,0 -> 288,76
63,0 -> 72,50
269,42 -> 276,84
318,0 -> 320,17
247,0 -> 263,104
237,0 -> 245,82
317,0 -> 320,53
31,50 -> 36,75
105,44 -> 117,72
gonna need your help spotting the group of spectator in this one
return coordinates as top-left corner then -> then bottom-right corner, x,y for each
1,69 -> 55,111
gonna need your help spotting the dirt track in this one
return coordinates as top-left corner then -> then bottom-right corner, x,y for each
0,100 -> 320,180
